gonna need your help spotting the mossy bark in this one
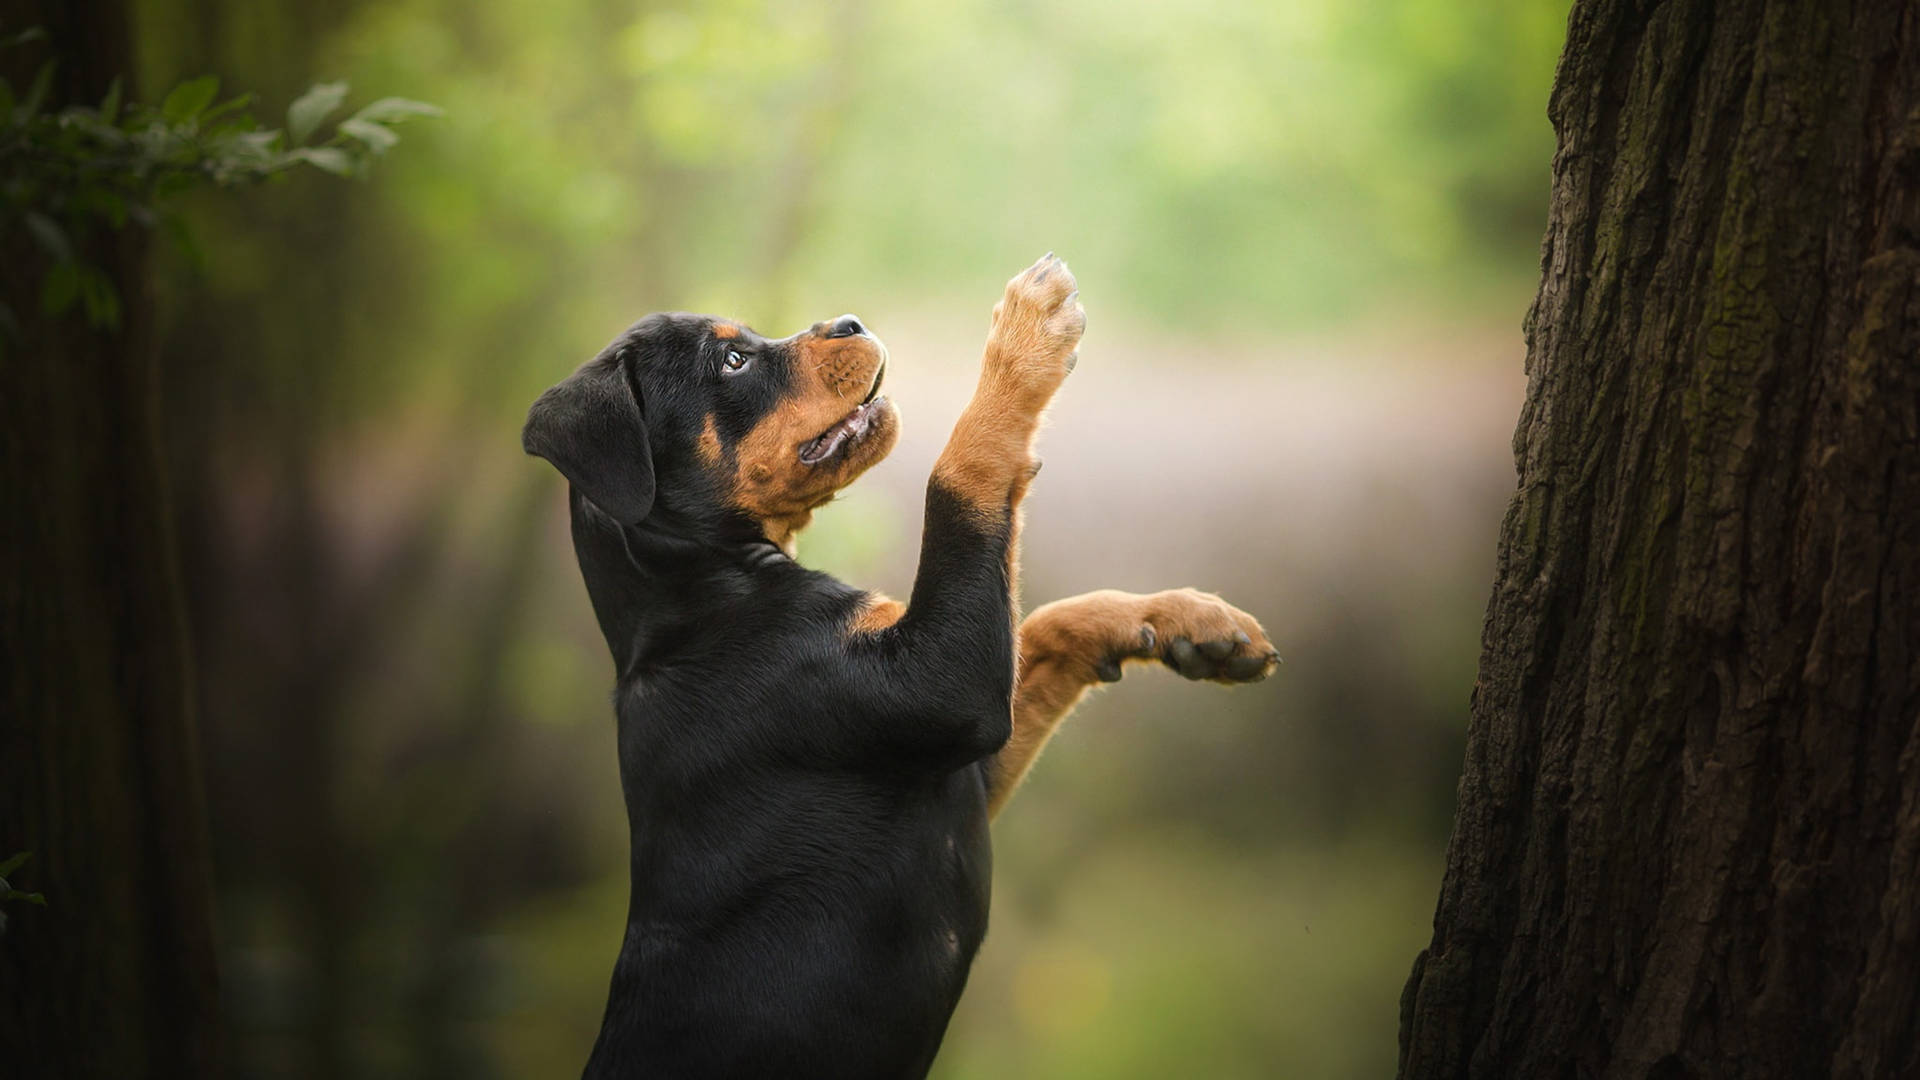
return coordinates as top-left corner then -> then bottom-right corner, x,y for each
0,0 -> 220,1072
1398,1 -> 1919,1077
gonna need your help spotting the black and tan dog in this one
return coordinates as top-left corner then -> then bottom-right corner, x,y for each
524,255 -> 1276,1078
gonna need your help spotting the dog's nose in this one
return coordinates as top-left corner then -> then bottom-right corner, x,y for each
823,314 -> 866,339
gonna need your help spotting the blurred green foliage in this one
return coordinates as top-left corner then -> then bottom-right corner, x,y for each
0,23 -> 435,331
138,0 -> 1565,417
0,852 -> 44,944
0,851 -> 48,932
127,0 -> 1567,1076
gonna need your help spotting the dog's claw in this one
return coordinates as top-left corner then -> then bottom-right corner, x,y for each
1224,654 -> 1271,681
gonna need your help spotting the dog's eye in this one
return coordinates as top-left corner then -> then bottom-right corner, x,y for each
722,349 -> 751,376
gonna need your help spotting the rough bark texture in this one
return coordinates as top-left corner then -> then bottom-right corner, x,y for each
0,0 -> 221,1072
1398,1 -> 1920,1077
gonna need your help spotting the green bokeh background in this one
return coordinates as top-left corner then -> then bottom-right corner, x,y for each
126,0 -> 1568,1074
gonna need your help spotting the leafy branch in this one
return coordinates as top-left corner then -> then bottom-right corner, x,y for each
0,851 -> 46,936
0,27 -> 440,330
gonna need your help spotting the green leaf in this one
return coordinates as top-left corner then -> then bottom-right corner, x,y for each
287,81 -> 348,145
347,97 -> 443,125
2,889 -> 47,907
68,111 -> 130,149
22,60 -> 54,116
1,27 -> 47,50
78,265 -> 120,329
219,128 -> 282,164
201,92 -> 254,128
40,261 -> 80,316
22,212 -> 72,263
292,145 -> 356,176
161,75 -> 220,123
99,76 -> 122,123
0,852 -> 29,879
338,117 -> 397,155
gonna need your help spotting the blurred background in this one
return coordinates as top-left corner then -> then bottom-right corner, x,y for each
124,0 -> 1566,1075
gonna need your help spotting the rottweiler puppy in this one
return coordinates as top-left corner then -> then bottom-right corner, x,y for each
524,255 -> 1277,1079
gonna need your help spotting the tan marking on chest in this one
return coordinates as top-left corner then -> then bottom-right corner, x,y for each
846,593 -> 906,636
758,511 -> 808,557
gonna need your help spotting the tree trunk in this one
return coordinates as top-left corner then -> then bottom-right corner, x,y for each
1397,1 -> 1919,1077
0,0 -> 220,1073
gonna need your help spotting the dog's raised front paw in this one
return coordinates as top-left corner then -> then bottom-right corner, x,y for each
985,253 -> 1085,411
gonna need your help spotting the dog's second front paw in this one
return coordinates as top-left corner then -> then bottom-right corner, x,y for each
1142,589 -> 1279,684
985,253 -> 1085,411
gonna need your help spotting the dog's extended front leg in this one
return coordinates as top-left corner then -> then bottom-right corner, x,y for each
848,255 -> 1083,763
922,252 -> 1083,598
986,589 -> 1280,818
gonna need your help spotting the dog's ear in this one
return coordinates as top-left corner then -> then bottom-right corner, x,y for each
523,352 -> 655,524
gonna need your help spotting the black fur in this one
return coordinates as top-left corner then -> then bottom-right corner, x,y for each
527,314 -> 1015,1079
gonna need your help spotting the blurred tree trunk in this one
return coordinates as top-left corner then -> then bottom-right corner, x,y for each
0,0 -> 220,1074
1398,2 -> 1918,1077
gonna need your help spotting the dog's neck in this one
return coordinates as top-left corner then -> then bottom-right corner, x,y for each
757,511 -> 810,558
566,490 -> 797,676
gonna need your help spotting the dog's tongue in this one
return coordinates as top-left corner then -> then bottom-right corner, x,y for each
800,402 -> 875,464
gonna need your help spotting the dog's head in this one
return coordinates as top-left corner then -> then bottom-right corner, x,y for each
523,312 -> 898,549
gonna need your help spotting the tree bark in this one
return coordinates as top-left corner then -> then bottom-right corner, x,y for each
1398,1 -> 1919,1077
0,0 -> 220,1072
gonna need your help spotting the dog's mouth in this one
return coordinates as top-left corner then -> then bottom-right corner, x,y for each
798,362 -> 888,466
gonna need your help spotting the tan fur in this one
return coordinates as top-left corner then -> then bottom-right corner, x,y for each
695,263 -> 1270,825
926,256 -> 1084,625
697,415 -> 722,466
728,333 -> 898,547
986,589 -> 1276,818
760,510 -> 810,557
845,593 -> 906,637
713,322 -> 741,339
930,257 -> 1083,518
